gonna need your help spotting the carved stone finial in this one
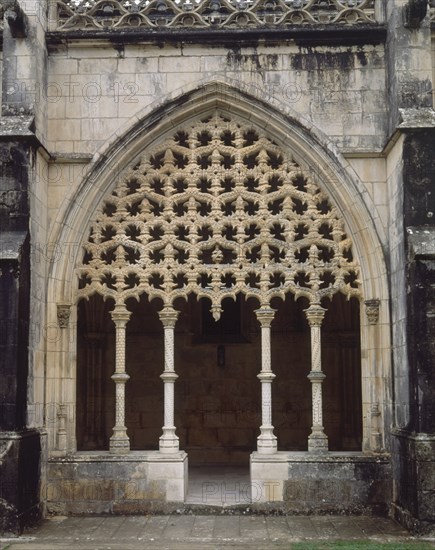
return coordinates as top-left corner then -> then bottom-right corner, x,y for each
57,304 -> 71,328
365,299 -> 380,325
210,304 -> 223,322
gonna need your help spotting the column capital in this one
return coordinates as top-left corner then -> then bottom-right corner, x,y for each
364,299 -> 380,325
254,306 -> 276,327
158,307 -> 179,328
304,303 -> 326,327
57,303 -> 71,328
110,303 -> 131,325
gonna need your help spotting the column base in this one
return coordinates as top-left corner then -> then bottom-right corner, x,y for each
250,451 -> 288,502
109,429 -> 130,454
308,430 -> 328,453
159,427 -> 179,454
257,426 -> 277,454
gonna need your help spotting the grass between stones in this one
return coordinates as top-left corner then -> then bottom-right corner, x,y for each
292,542 -> 435,550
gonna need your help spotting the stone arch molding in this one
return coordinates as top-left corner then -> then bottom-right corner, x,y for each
49,79 -> 387,308
45,80 -> 391,455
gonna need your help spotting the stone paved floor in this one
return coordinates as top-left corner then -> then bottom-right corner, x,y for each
2,515 -> 434,550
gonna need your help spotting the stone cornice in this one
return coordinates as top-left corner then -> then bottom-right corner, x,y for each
46,24 -> 387,46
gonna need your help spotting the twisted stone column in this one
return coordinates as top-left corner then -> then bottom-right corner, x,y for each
158,307 -> 180,453
109,304 -> 131,454
255,306 -> 277,454
305,303 -> 328,453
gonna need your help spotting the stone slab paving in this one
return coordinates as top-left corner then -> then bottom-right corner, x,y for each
1,515 -> 434,550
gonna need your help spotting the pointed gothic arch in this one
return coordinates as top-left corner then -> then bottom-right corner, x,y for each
45,81 -> 390,463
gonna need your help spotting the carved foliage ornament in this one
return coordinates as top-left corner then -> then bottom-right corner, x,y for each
77,113 -> 361,319
364,299 -> 380,325
57,304 -> 71,328
56,0 -> 376,31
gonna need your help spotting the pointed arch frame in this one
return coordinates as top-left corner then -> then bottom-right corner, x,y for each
44,80 -> 391,456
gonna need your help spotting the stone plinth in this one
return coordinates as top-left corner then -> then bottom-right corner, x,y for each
46,451 -> 187,515
251,451 -> 391,513
250,451 -> 289,502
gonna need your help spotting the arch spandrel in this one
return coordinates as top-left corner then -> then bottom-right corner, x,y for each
77,112 -> 361,314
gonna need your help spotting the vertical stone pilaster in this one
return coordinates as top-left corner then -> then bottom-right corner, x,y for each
305,303 -> 328,453
56,403 -> 67,454
255,306 -> 277,454
109,304 -> 131,454
158,307 -> 180,453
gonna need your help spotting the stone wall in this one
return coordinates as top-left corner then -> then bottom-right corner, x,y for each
392,431 -> 435,532
283,455 -> 391,515
250,452 -> 391,513
42,30 -> 394,519
47,452 -> 187,514
46,42 -> 388,156
1,0 -> 434,532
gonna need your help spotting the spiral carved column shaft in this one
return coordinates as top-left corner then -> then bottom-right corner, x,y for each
305,303 -> 328,453
255,307 -> 277,454
158,307 -> 180,454
109,304 -> 131,454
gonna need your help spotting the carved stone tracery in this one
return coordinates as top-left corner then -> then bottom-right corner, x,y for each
56,0 -> 376,31
78,112 -> 361,316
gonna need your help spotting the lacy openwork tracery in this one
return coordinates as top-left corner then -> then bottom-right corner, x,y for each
77,113 -> 361,318
56,0 -> 376,31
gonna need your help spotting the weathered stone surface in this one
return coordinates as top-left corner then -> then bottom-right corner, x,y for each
282,456 -> 391,515
1,0 -> 435,536
0,431 -> 43,534
47,452 -> 187,514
